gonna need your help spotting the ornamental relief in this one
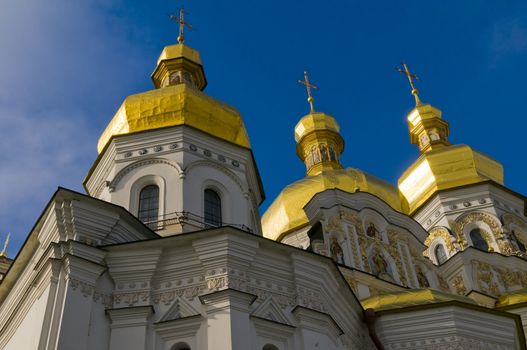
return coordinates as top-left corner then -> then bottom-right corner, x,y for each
110,270 -> 330,314
324,214 -> 345,235
347,225 -> 363,269
452,211 -> 502,240
326,211 -> 427,289
68,278 -> 113,307
451,275 -> 467,295
471,259 -> 526,295
424,227 -> 456,256
472,260 -> 501,296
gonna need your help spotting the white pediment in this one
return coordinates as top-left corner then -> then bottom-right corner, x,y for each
251,296 -> 295,327
159,297 -> 202,322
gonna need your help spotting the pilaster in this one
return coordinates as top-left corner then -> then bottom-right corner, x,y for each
107,306 -> 154,350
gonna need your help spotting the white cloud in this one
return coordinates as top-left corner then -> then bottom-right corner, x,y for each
0,0 -> 149,255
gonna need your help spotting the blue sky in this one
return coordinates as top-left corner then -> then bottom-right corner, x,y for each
1,0 -> 526,256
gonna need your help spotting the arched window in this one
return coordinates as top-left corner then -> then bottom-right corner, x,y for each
470,229 -> 489,251
263,345 -> 279,350
204,189 -> 222,227
172,342 -> 191,350
435,244 -> 448,264
138,185 -> 159,228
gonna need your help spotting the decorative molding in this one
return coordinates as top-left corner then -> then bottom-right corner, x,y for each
453,211 -> 502,240
109,158 -> 184,190
425,227 -> 455,254
451,275 -> 467,295
184,160 -> 247,193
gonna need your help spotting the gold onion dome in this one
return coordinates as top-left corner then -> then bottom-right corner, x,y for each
397,67 -> 503,214
97,43 -> 251,153
262,105 -> 401,241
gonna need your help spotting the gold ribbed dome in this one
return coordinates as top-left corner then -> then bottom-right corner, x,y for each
399,144 -> 504,214
262,168 -> 402,241
397,82 -> 503,214
97,43 -> 251,153
294,112 -> 341,142
263,77 -> 402,241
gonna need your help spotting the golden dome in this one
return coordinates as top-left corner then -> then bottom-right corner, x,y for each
294,112 -> 345,176
262,168 -> 402,241
294,112 -> 341,142
495,289 -> 527,308
399,144 -> 504,214
97,43 -> 250,152
396,75 -> 504,214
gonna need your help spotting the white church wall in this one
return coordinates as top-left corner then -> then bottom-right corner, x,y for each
375,305 -> 522,349
2,285 -> 50,350
85,126 -> 262,236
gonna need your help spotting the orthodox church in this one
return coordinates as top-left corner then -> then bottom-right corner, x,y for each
1,14 -> 527,350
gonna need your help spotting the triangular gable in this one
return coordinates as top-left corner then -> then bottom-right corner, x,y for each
251,296 -> 295,326
159,297 -> 202,322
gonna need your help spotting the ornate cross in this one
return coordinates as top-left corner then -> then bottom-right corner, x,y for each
397,63 -> 422,105
0,233 -> 10,258
298,71 -> 317,113
170,7 -> 193,44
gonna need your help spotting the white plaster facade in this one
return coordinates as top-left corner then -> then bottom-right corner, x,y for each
85,125 -> 263,236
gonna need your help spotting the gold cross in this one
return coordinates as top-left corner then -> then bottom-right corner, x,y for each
170,7 -> 193,44
397,63 -> 422,105
298,71 -> 317,113
0,233 -> 10,258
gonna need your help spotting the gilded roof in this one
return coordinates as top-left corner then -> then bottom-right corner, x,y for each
496,289 -> 527,308
97,83 -> 251,153
361,288 -> 476,312
262,168 -> 402,241
398,144 -> 504,214
294,112 -> 340,142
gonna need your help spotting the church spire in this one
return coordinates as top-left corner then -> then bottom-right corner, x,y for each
397,63 -> 450,153
0,233 -> 10,258
294,71 -> 344,176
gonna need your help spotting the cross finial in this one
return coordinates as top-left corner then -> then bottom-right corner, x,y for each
397,63 -> 422,106
298,71 -> 317,113
0,233 -> 10,258
170,7 -> 193,44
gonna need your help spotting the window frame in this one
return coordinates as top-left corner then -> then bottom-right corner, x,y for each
204,188 -> 222,227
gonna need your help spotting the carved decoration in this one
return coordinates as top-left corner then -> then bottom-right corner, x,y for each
110,158 -> 184,189
325,214 -> 344,234
69,278 -> 95,297
424,227 -> 455,255
453,211 -> 502,241
473,260 -> 500,296
347,225 -> 362,269
437,274 -> 450,292
451,275 -> 467,295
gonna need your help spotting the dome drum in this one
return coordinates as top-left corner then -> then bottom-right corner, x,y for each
151,44 -> 207,90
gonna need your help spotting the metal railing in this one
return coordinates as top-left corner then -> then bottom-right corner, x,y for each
142,211 -> 252,233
